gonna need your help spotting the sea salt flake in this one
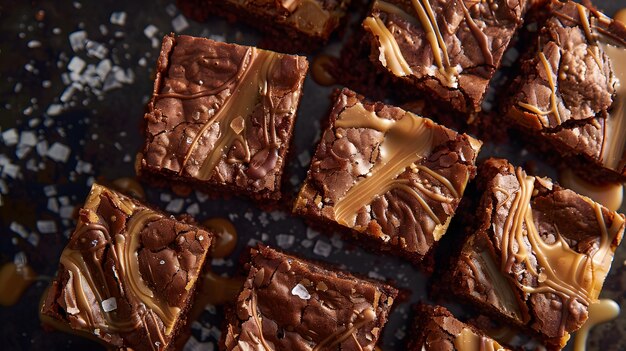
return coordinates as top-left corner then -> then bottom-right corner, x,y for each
101,297 -> 117,312
68,56 -> 86,73
144,24 -> 158,38
276,234 -> 295,249
68,30 -> 87,51
291,284 -> 311,300
298,151 -> 311,167
20,131 -> 37,147
47,142 -> 71,162
27,40 -> 41,48
10,222 -> 29,238
313,240 -> 332,257
2,129 -> 18,146
166,198 -> 184,213
110,11 -> 127,26
172,14 -> 189,32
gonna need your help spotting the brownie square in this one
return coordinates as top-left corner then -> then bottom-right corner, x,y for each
137,35 -> 308,202
41,184 -> 213,351
446,158 -> 625,349
293,89 -> 482,264
223,245 -> 398,350
408,304 -> 509,351
505,0 -> 626,183
177,0 -> 352,51
362,0 -> 528,114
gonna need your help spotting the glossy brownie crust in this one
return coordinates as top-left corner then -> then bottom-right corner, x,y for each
138,35 -> 308,202
176,0 -> 351,51
41,184 -> 213,351
407,304 -> 508,351
222,245 -> 398,351
506,0 -> 626,183
294,89 -> 481,264
447,158 -> 625,349
362,0 -> 528,114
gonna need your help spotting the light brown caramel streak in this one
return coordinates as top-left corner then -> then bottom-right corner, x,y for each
332,103 -> 434,228
373,0 -> 419,26
249,292 -> 272,351
363,15 -> 413,77
573,299 -> 620,351
115,210 -> 181,335
312,308 -> 376,351
196,50 -> 280,179
460,1 -> 493,66
599,42 -> 626,170
394,181 -> 441,224
410,0 -> 456,85
517,52 -> 562,126
414,164 -> 460,198
500,168 -> 624,315
453,327 -> 504,351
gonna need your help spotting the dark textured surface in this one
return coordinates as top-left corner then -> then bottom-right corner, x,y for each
223,245 -> 397,351
140,34 -> 308,201
1,1 -> 626,351
41,184 -> 212,351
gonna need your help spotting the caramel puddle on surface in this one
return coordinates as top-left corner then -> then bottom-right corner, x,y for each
189,271 -> 245,321
559,169 -> 623,211
311,54 -> 336,86
572,299 -> 620,351
203,217 -> 238,259
111,177 -> 145,200
0,262 -> 36,306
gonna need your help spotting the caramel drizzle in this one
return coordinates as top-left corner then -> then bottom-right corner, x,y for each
312,308 -> 376,351
332,103 -> 442,228
572,299 -> 620,351
497,168 -> 623,331
248,292 -> 272,350
599,42 -> 626,170
363,14 -> 413,77
453,327 -> 504,351
517,52 -> 563,126
460,1 -> 493,66
409,0 -> 456,85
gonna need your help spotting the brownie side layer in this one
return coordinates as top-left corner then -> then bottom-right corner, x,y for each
506,0 -> 626,183
294,88 -> 481,264
138,35 -> 308,202
362,0 -> 528,114
447,158 -> 625,349
222,245 -> 398,351
41,184 -> 213,351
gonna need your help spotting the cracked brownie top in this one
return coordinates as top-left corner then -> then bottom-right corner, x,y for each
294,89 -> 482,259
224,245 -> 398,351
41,183 -> 213,351
362,0 -> 528,113
138,34 -> 308,200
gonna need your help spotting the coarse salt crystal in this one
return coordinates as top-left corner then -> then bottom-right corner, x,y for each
276,234 -> 294,249
313,240 -> 332,257
68,30 -> 87,52
68,56 -> 86,73
2,129 -> 19,146
110,11 -> 127,26
172,14 -> 189,32
20,131 -> 37,147
47,142 -> 71,162
166,198 -> 184,213
291,283 -> 311,300
144,24 -> 158,38
101,297 -> 117,312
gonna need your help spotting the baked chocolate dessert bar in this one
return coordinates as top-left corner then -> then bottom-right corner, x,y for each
362,0 -> 528,115
293,88 -> 482,264
137,35 -> 308,203
41,184 -> 214,351
176,0 -> 352,51
222,245 -> 398,350
506,0 -> 626,183
447,158 -> 625,349
408,304 -> 509,351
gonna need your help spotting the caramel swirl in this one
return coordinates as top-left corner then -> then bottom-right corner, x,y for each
332,103 -> 436,228
517,51 -> 562,126
453,327 -> 504,351
497,168 -> 624,321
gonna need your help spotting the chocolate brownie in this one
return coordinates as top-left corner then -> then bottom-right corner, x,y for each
362,0 -> 529,115
176,0 -> 352,52
137,35 -> 308,203
222,245 -> 398,351
446,158 -> 625,349
505,0 -> 626,183
40,184 -> 214,351
293,88 -> 482,265
408,304 -> 509,351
